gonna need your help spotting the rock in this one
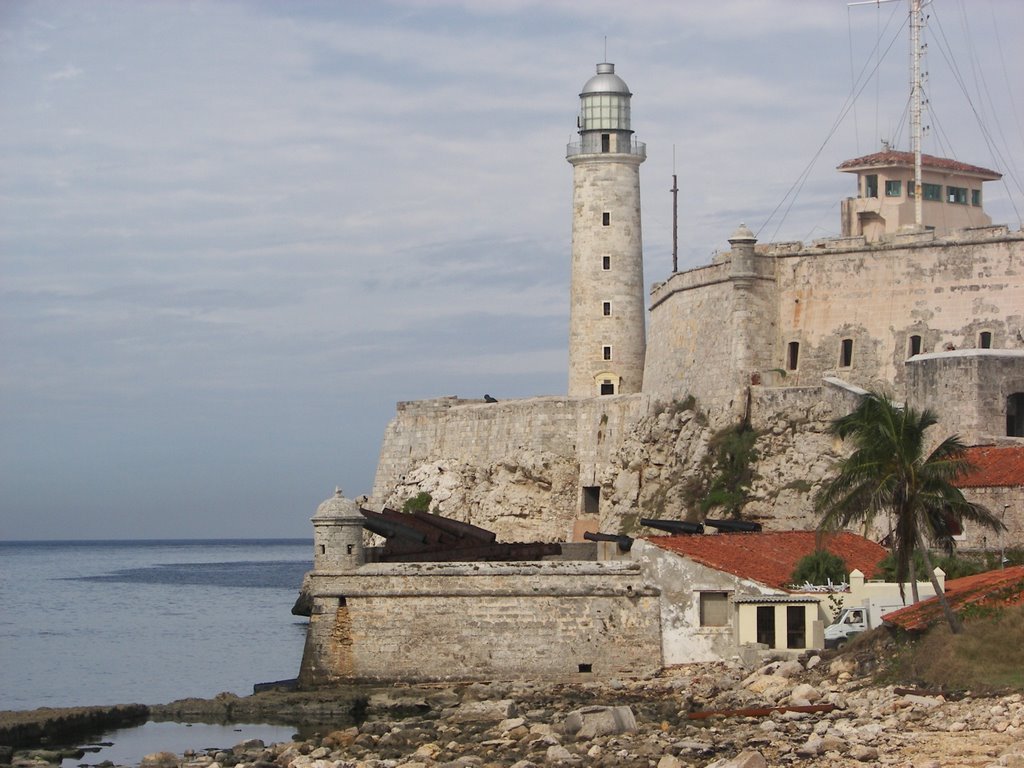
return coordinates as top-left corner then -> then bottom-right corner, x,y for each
745,674 -> 790,697
790,683 -> 821,703
849,744 -> 879,761
141,752 -> 180,768
544,744 -> 574,762
775,660 -> 804,678
449,699 -> 518,723
706,751 -> 768,768
904,694 -> 945,708
499,717 -> 526,732
657,756 -> 684,768
561,705 -> 637,739
796,735 -> 824,757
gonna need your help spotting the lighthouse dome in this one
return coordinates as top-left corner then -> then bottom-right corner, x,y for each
581,62 -> 631,96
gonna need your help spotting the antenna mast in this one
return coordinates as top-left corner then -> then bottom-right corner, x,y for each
671,146 -> 678,273
849,0 -> 926,227
910,0 -> 924,228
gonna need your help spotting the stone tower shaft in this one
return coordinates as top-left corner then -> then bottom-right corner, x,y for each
567,62 -> 647,397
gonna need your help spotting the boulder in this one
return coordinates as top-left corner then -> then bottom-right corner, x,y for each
561,705 -> 637,740
141,752 -> 180,768
706,751 -> 768,768
449,699 -> 518,723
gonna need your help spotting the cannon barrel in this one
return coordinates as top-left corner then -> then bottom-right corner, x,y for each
640,518 -> 704,535
361,516 -> 428,544
704,518 -> 762,533
583,531 -> 634,552
411,510 -> 497,544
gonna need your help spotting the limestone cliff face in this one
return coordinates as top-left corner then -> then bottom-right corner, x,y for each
381,449 -> 581,543
372,387 -> 859,541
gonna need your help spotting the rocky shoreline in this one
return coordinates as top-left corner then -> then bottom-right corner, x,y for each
3,654 -> 1022,768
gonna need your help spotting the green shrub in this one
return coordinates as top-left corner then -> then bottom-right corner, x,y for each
791,549 -> 847,586
401,492 -> 433,513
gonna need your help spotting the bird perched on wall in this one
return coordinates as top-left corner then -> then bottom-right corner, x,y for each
484,394 -> 498,403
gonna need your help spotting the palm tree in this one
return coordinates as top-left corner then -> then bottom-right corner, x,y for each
814,392 -> 1005,634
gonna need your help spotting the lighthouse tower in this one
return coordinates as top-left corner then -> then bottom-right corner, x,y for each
567,62 -> 646,397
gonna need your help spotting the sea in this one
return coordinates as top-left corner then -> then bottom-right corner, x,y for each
0,539 -> 314,763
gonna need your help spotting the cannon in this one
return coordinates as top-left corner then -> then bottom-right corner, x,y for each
640,518 -> 704,535
360,512 -> 428,544
583,531 -> 634,552
704,518 -> 762,533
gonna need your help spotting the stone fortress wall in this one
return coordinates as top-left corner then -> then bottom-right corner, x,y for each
299,560 -> 662,686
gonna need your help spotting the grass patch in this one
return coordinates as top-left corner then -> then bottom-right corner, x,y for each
883,604 -> 1024,692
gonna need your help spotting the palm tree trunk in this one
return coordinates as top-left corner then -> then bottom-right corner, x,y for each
909,558 -> 920,604
915,529 -> 962,634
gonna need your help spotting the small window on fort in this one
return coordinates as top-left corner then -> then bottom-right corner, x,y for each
699,592 -> 729,627
885,180 -> 902,197
602,212 -> 610,226
319,544 -> 326,555
786,341 -> 799,371
865,174 -> 878,198
601,133 -> 610,153
979,331 -> 992,349
1008,393 -> 1024,437
909,335 -> 922,356
600,380 -> 614,395
923,183 -> 942,201
972,189 -> 982,207
583,486 -> 600,515
603,345 -> 612,361
602,301 -> 611,316
840,338 -> 853,368
602,255 -> 611,270
947,186 -> 968,205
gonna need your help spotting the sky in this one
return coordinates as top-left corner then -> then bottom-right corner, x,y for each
2,0 -> 1022,540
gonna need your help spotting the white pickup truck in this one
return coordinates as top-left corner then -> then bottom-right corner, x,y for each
824,598 -> 909,648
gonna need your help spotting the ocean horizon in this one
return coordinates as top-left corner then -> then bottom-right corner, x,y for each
0,538 -> 313,712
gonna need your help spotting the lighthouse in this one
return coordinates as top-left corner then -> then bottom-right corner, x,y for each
567,62 -> 647,397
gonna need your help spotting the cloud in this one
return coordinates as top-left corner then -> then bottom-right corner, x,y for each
46,63 -> 81,80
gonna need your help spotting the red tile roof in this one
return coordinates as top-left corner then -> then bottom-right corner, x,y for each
955,445 -> 1024,488
836,150 -> 1001,179
646,530 -> 887,590
884,565 -> 1024,632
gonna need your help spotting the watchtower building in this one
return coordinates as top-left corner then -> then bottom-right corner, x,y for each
567,62 -> 646,397
311,487 -> 364,572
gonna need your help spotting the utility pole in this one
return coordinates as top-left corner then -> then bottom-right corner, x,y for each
671,146 -> 678,273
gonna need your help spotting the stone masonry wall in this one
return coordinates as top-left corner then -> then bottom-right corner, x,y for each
300,561 -> 662,684
643,264 -> 739,423
906,350 -> 1024,444
770,228 -> 1024,394
959,485 -> 1024,552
